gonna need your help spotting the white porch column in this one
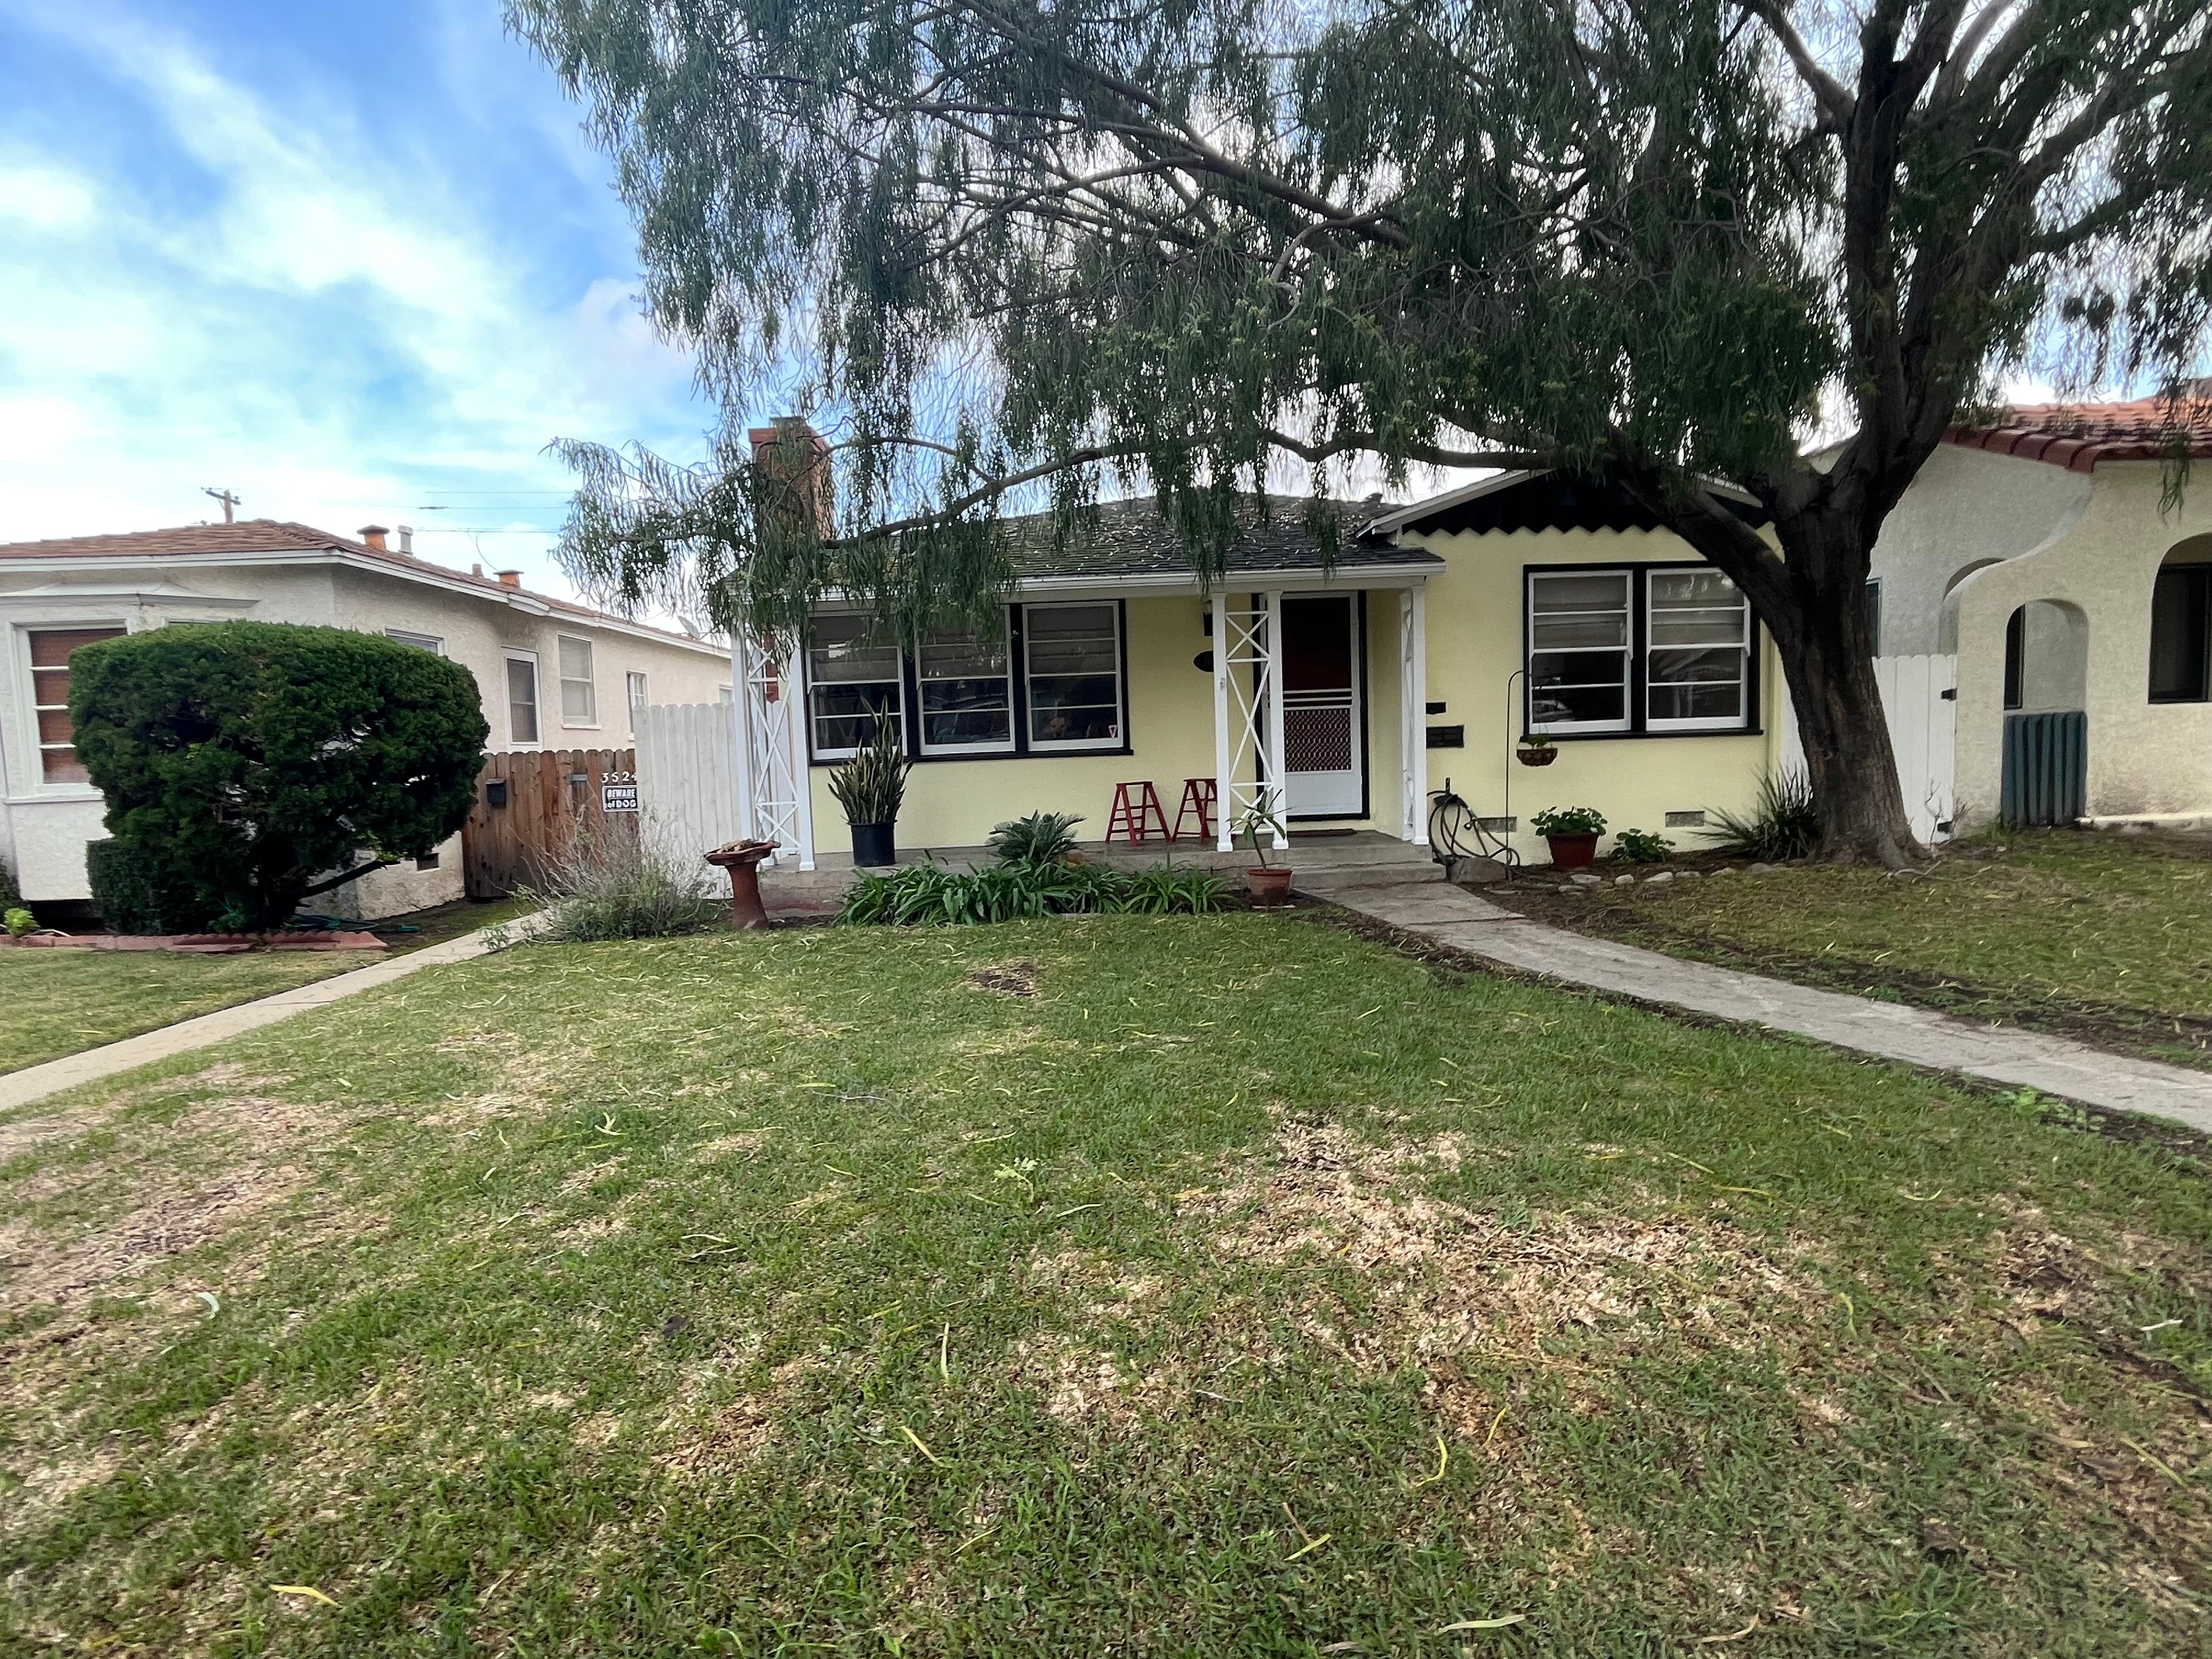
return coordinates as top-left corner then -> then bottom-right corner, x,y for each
1261,587 -> 1288,849
1402,585 -> 1429,845
778,640 -> 816,870
731,638 -> 758,845
1211,590 -> 1233,851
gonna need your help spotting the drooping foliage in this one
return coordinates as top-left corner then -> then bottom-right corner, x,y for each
510,0 -> 2212,861
69,623 -> 489,932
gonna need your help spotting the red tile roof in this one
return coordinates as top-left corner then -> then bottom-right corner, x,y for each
1945,387 -> 2212,473
0,518 -> 719,651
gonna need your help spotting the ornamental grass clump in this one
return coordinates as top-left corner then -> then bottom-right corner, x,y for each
523,830 -> 726,943
1701,770 -> 1819,863
838,860 -> 1226,926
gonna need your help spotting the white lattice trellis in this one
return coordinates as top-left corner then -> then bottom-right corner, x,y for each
1210,591 -> 1288,853
730,633 -> 816,868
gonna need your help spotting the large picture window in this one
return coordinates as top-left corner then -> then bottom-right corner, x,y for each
1526,565 -> 1756,738
916,618 -> 1014,754
804,602 -> 1127,762
807,612 -> 904,757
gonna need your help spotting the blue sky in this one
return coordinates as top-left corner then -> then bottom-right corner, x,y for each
0,0 -> 716,600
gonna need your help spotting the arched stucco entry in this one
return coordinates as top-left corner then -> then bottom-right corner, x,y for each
1937,557 -> 2006,653
2002,599 -> 2089,714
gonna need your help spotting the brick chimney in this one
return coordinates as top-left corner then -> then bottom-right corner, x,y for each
358,523 -> 390,551
496,569 -> 522,589
748,417 -> 833,538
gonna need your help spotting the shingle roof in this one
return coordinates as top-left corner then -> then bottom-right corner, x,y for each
0,518 -> 719,650
997,494 -> 1438,580
1945,388 -> 2212,473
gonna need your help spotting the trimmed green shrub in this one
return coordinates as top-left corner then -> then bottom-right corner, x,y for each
0,856 -> 18,911
86,838 -> 221,934
1701,770 -> 1819,862
69,622 -> 488,932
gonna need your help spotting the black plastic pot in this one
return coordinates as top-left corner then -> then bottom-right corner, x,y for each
850,821 -> 897,867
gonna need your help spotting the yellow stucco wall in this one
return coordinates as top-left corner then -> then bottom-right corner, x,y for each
1945,460 -> 2212,826
1406,528 -> 1782,862
805,529 -> 1785,863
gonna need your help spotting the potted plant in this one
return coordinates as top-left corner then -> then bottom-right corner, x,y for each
1515,732 -> 1558,767
827,722 -> 912,867
1532,805 -> 1606,871
1236,800 -> 1293,904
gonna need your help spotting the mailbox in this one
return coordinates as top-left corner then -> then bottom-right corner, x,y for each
485,779 -> 508,808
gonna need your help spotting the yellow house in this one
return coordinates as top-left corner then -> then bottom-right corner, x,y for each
777,476 -> 1788,870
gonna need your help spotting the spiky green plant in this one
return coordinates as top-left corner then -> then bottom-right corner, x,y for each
986,811 -> 1084,868
826,722 -> 912,826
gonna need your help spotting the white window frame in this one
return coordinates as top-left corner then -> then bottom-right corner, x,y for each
557,634 -> 598,728
627,671 -> 649,715
1020,601 -> 1126,753
503,650 -> 542,749
1644,568 -> 1752,733
1527,570 -> 1633,736
805,612 -> 906,759
385,629 -> 445,656
21,621 -> 130,794
916,608 -> 1017,757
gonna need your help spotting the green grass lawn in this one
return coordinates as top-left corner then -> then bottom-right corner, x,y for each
1503,830 -> 2212,1065
2,916 -> 2208,1654
0,900 -> 527,1076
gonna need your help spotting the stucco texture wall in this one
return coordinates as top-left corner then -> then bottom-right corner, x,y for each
1945,459 -> 2212,826
1404,527 -> 1781,865
1867,445 -> 2093,656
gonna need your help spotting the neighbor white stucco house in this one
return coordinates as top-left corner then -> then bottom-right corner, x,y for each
1864,389 -> 2212,831
0,519 -> 731,916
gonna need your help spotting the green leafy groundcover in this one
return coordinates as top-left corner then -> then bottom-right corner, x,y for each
840,860 -> 1228,924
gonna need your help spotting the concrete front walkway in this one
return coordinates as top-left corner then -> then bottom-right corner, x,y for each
0,923 -> 516,1119
1302,876 -> 2212,1136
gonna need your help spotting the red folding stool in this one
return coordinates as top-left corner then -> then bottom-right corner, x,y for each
1105,781 -> 1173,844
1172,777 -> 1218,843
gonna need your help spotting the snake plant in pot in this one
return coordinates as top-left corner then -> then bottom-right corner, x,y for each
827,722 -> 913,867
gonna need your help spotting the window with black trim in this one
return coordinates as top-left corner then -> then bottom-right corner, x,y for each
1023,602 -> 1123,750
1526,565 -> 1755,737
2149,557 -> 2211,704
807,612 -> 904,757
805,602 -> 1127,761
916,617 -> 1014,754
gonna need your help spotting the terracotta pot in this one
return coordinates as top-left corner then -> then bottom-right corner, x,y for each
1245,866 -> 1294,904
850,822 -> 897,867
704,838 -> 780,930
1544,832 -> 1600,871
1516,746 -> 1559,767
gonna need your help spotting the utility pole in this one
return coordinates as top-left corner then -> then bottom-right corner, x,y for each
202,487 -> 241,524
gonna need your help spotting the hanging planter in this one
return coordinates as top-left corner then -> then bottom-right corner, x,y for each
1516,734 -> 1558,767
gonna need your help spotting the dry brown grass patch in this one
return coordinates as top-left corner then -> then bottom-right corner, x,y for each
966,958 -> 1041,998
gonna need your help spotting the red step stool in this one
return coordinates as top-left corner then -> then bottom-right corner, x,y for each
1172,777 -> 1218,843
1105,781 -> 1173,844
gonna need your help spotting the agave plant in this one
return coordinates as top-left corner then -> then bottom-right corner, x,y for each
1700,769 -> 1819,862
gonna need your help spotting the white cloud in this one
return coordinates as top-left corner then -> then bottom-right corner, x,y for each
0,0 -> 712,606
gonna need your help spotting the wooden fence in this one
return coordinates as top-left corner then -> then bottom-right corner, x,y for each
1780,653 -> 1958,844
632,702 -> 746,866
461,748 -> 637,900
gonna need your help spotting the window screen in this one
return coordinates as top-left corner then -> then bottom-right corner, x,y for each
1646,568 -> 1751,728
916,614 -> 1014,752
1528,571 -> 1632,732
807,613 -> 903,755
1023,603 -> 1122,748
558,636 -> 596,723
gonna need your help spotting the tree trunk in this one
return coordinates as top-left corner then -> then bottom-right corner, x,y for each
1644,472 -> 1928,868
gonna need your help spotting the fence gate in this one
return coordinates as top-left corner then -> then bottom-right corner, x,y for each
1779,654 -> 1958,844
461,748 -> 637,899
2001,710 -> 2087,828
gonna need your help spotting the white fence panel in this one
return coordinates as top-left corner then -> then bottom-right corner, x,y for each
1779,653 -> 1957,844
633,702 -> 744,866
